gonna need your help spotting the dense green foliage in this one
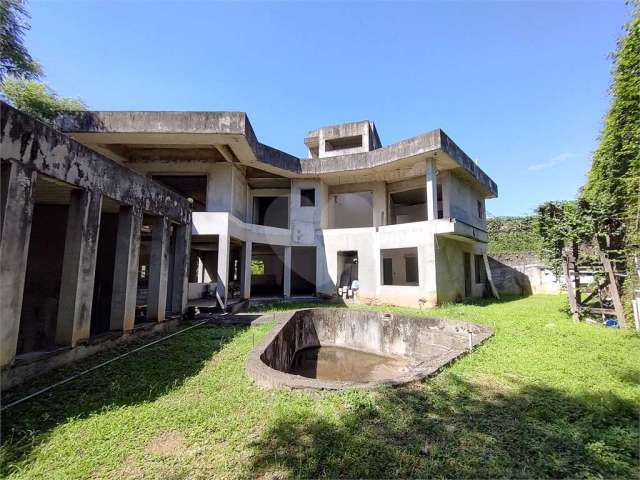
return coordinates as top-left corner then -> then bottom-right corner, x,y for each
0,0 -> 41,80
0,76 -> 86,122
534,6 -> 639,306
582,4 -> 640,249
2,296 -> 638,479
487,216 -> 542,255
582,4 -> 640,303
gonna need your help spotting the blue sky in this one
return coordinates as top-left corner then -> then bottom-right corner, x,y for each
25,1 -> 631,216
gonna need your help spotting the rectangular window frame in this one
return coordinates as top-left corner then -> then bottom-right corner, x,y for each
300,188 -> 316,207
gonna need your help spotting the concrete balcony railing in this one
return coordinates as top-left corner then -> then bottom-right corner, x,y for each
433,218 -> 488,243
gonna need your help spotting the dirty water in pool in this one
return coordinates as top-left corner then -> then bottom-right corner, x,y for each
288,346 -> 410,382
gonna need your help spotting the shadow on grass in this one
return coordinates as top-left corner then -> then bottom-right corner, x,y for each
0,324 -> 245,475
248,375 -> 639,479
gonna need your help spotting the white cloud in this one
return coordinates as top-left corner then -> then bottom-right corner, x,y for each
528,152 -> 581,171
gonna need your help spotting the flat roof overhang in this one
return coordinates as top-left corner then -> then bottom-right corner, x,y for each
56,111 -> 498,198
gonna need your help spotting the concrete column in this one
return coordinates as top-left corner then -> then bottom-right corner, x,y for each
441,171 -> 451,219
147,216 -> 170,322
109,206 -> 142,332
56,189 -> 103,346
425,158 -> 438,221
241,240 -> 252,299
0,163 -> 37,367
283,246 -> 292,298
170,223 -> 191,314
216,233 -> 230,308
188,251 -> 198,283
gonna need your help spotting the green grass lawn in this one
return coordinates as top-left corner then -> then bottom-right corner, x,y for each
1,295 -> 639,479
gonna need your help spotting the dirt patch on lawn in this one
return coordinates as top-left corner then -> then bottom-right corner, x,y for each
146,431 -> 187,456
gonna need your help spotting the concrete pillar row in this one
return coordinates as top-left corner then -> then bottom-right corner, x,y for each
147,216 -> 170,322
109,205 -> 143,333
241,240 -> 252,300
170,223 -> 191,315
216,233 -> 230,309
283,246 -> 292,298
56,189 -> 103,346
0,162 -> 37,367
425,158 -> 438,221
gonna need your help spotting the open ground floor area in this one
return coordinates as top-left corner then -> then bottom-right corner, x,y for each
2,295 -> 638,479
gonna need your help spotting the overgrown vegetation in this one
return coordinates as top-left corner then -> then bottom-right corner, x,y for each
487,216 -> 542,256
2,296 -> 638,479
1,76 -> 86,122
582,3 -> 640,306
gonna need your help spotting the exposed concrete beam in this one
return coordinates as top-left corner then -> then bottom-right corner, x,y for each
0,162 -> 37,367
56,189 -> 103,346
215,144 -> 240,163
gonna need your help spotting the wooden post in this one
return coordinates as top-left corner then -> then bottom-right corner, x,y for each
598,249 -> 626,328
563,250 -> 580,322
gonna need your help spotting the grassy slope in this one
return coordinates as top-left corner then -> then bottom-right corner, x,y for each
1,295 -> 638,479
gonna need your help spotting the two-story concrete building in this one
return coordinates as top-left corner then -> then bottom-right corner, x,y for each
56,111 -> 498,310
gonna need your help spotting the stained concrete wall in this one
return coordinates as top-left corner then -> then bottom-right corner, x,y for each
489,253 -> 561,295
328,191 -> 373,228
435,236 -> 485,303
1,104 -> 192,373
448,174 -> 486,230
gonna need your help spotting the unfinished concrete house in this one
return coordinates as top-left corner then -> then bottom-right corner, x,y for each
1,103 -> 497,383
54,111 -> 497,310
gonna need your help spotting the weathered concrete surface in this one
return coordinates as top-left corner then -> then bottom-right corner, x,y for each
1,103 -> 191,223
148,216 -> 170,322
55,189 -> 102,346
0,163 -> 37,367
246,309 -> 493,390
489,254 -> 562,295
110,206 -> 143,332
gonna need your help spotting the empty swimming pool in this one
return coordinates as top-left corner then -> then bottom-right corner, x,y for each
246,308 -> 493,390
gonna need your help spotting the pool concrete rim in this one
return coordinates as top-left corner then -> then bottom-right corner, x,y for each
245,308 -> 494,391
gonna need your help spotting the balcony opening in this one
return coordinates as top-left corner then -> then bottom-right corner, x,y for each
325,135 -> 363,152
330,192 -> 373,228
152,175 -> 207,212
253,196 -> 289,229
380,247 -> 419,286
388,188 -> 426,225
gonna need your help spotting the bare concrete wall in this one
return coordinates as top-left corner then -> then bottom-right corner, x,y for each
489,253 -> 561,295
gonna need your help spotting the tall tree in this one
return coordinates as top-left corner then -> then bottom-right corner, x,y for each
0,0 -> 42,80
1,76 -> 86,122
